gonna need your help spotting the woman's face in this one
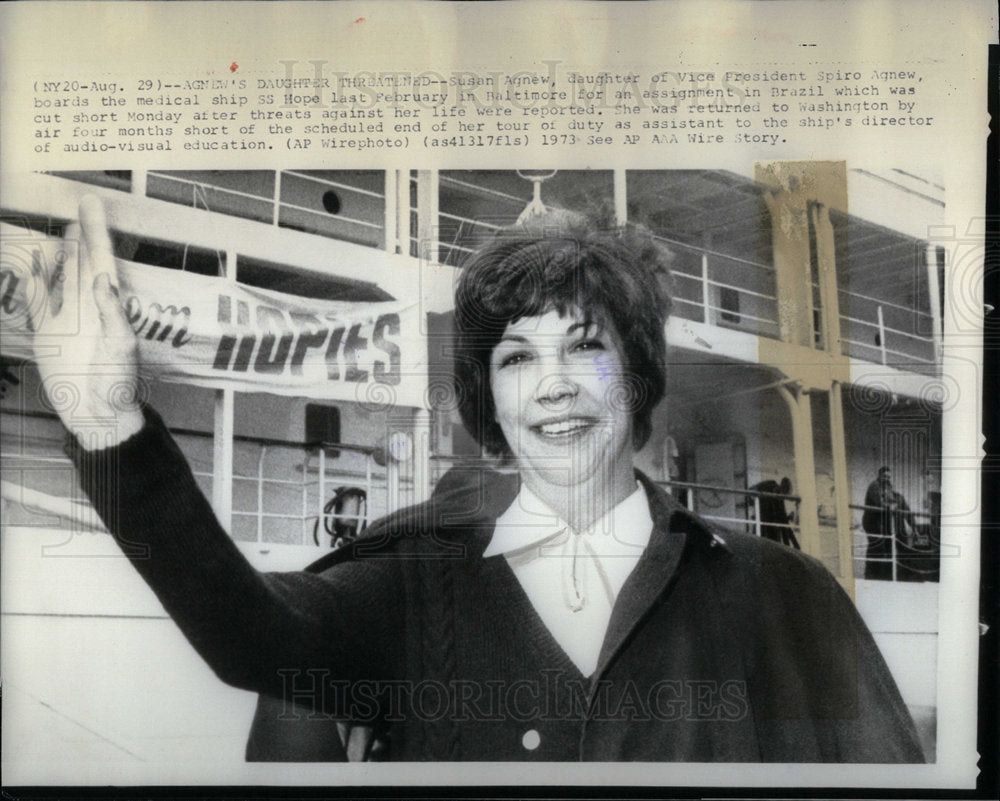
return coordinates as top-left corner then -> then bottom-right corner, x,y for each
488,307 -> 636,498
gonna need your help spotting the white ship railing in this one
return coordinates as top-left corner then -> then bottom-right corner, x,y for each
849,502 -> 941,583
0,409 -> 405,550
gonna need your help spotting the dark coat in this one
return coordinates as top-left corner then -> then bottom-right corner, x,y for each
70,408 -> 924,762
747,479 -> 793,545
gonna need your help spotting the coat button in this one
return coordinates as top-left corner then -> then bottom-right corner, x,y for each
521,729 -> 541,750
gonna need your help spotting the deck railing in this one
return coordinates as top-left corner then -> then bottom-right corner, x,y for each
656,479 -> 802,543
1,420 -> 943,583
849,502 -> 940,582
0,409 -> 400,549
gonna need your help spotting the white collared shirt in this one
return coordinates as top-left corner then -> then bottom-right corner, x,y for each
483,482 -> 654,676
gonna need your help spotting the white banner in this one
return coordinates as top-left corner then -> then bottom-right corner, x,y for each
0,232 -> 429,408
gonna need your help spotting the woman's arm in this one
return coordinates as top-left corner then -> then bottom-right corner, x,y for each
67,407 -> 403,699
33,197 -> 402,704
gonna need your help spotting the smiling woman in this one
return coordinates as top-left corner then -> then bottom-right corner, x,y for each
455,210 -> 672,532
36,198 -> 925,763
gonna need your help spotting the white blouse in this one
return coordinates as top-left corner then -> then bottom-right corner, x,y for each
483,482 -> 653,676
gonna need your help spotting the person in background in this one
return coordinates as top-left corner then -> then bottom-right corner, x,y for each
747,476 -> 799,549
862,466 -> 914,581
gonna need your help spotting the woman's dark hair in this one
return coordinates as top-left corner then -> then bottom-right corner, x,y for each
453,208 -> 673,457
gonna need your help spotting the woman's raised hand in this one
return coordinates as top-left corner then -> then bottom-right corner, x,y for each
28,195 -> 144,449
